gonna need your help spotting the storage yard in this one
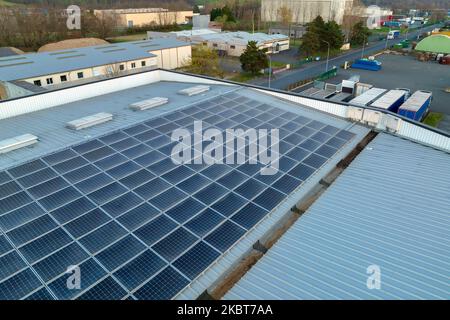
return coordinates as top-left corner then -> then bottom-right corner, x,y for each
333,54 -> 449,115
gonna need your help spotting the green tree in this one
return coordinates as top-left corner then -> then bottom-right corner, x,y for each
350,21 -> 372,46
182,45 -> 224,78
299,31 -> 320,56
240,41 -> 268,75
193,5 -> 200,14
210,5 -> 236,23
300,15 -> 344,56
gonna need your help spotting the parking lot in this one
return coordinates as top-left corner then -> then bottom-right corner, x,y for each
331,54 -> 449,113
328,53 -> 450,131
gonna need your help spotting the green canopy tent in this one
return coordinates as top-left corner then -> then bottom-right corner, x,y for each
415,35 -> 450,54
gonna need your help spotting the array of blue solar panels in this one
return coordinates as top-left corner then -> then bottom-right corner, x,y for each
0,92 -> 356,300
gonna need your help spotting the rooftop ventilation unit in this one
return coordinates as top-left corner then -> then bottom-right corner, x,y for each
178,85 -> 210,96
0,134 -> 38,154
66,112 -> 113,130
129,97 -> 169,111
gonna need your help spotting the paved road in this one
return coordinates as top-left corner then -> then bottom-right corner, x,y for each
250,24 -> 441,90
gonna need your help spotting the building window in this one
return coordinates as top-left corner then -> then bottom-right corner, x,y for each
203,42 -> 207,46
60,75 -> 67,82
213,43 -> 218,47
131,62 -> 136,69
230,45 -> 236,49
33,80 -> 41,86
77,72 -> 84,79
141,61 -> 146,67
119,64 -> 125,71
46,78 -> 53,85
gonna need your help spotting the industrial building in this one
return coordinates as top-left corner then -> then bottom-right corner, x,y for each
261,0 -> 354,25
93,8 -> 194,28
192,31 -> 290,56
269,25 -> 306,39
149,30 -> 289,56
0,67 -> 448,300
0,39 -> 191,100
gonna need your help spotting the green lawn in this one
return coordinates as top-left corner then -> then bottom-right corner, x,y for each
0,0 -> 18,6
228,72 -> 259,83
107,33 -> 148,43
423,112 -> 444,127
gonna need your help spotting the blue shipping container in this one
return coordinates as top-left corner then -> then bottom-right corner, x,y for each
351,59 -> 382,71
398,91 -> 432,121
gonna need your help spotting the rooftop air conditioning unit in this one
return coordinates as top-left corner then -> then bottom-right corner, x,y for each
0,134 -> 38,154
178,85 -> 210,96
129,97 -> 169,111
66,112 -> 113,130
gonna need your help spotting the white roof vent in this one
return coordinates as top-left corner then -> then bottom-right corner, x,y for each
129,97 -> 169,111
66,112 -> 113,130
178,85 -> 210,96
0,134 -> 38,154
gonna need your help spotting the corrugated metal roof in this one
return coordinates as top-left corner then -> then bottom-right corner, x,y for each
0,38 -> 188,81
225,133 -> 450,300
0,81 -> 232,171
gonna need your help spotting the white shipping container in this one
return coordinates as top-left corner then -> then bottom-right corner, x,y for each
349,88 -> 387,106
370,89 -> 407,110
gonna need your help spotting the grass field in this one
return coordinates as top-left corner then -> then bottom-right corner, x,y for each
423,112 -> 444,127
0,0 -> 18,6
107,33 -> 148,43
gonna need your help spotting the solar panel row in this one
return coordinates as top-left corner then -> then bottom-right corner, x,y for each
0,92 -> 355,300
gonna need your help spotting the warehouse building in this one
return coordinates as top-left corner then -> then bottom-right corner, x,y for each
0,39 -> 191,100
0,68 -> 448,300
149,30 -> 289,56
94,8 -> 194,28
191,31 -> 290,56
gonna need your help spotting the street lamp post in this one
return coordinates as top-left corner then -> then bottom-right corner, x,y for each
321,40 -> 330,72
385,28 -> 390,50
268,43 -> 276,88
268,54 -> 272,88
361,35 -> 366,58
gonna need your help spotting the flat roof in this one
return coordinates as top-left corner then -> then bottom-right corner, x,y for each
0,38 -> 189,82
0,74 -> 369,300
224,133 -> 450,300
192,31 -> 288,46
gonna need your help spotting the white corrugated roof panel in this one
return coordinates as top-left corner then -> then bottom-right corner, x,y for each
349,88 -> 387,106
370,89 -> 406,109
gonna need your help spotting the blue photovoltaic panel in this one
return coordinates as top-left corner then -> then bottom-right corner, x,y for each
0,92 -> 356,300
